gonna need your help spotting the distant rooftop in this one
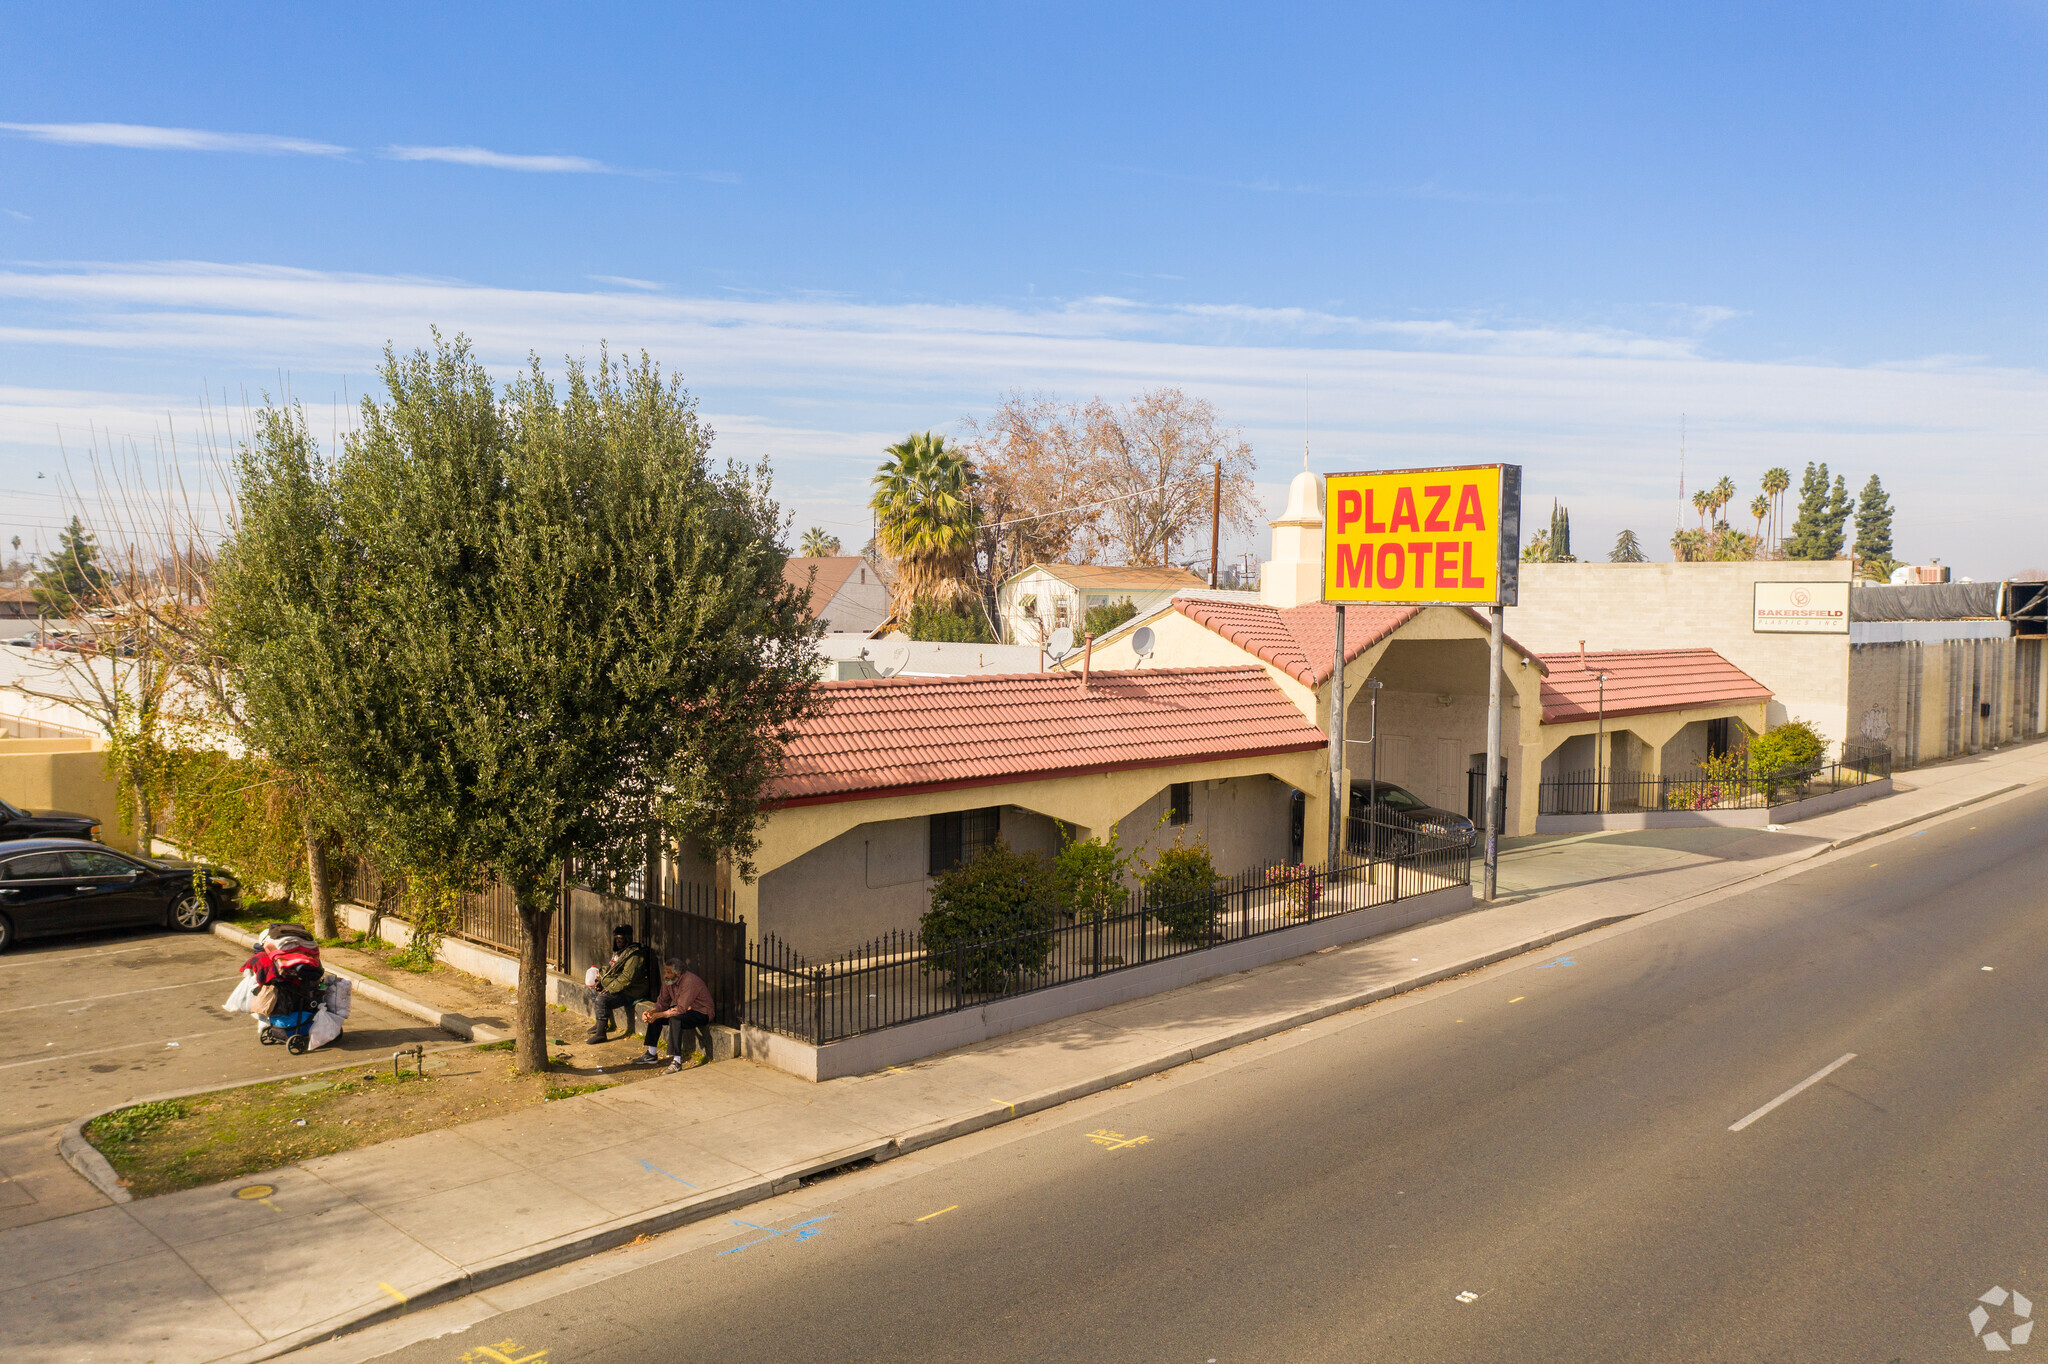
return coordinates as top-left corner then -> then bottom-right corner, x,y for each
1010,563 -> 1208,592
1173,597 -> 1547,688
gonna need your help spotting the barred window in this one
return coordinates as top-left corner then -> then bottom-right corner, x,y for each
1167,782 -> 1192,826
929,806 -> 1002,874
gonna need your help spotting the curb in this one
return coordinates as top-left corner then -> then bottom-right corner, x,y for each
212,922 -> 510,1044
1821,782 -> 2030,851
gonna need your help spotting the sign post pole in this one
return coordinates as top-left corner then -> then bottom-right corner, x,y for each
1326,603 -> 1346,871
1484,605 -> 1503,901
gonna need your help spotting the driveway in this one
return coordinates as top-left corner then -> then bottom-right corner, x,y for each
0,926 -> 456,1230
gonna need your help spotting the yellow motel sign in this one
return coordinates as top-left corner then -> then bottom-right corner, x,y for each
1323,463 -> 1522,607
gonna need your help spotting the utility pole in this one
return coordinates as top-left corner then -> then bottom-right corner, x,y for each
1209,460 -> 1222,588
1327,604 -> 1346,870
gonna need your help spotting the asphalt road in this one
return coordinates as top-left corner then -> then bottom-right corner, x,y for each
371,786 -> 2048,1364
0,925 -> 453,1228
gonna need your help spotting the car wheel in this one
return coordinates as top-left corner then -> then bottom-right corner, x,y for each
170,893 -> 213,932
0,913 -> 12,954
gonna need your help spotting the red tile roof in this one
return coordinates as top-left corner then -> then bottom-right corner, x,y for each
1172,597 -> 1545,686
1536,648 -> 1770,724
770,666 -> 1327,806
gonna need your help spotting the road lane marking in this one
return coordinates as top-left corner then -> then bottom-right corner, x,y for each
915,1205 -> 958,1222
1728,1053 -> 1857,1132
1086,1128 -> 1152,1150
1508,996 -> 1525,1003
0,943 -> 159,970
715,1215 -> 831,1255
0,1027 -> 241,1070
0,975 -> 241,1013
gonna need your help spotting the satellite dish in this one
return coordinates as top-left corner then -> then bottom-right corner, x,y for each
1131,626 -> 1156,662
1046,627 -> 1075,661
877,643 -> 910,677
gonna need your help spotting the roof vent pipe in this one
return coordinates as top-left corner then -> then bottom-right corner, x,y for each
1080,632 -> 1095,696
1579,639 -> 1587,671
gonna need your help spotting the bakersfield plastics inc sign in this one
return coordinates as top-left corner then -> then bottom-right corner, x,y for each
1753,581 -> 1850,634
1323,464 -> 1522,607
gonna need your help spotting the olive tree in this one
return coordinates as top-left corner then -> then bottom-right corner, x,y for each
221,335 -> 818,1071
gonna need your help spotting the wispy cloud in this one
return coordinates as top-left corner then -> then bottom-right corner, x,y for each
587,275 -> 666,291
0,121 -> 348,157
381,144 -> 618,174
0,260 -> 2040,576
3,209 -> 28,222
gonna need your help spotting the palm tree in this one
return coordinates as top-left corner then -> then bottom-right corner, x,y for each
1749,494 -> 1769,540
1761,467 -> 1791,547
1709,475 -> 1737,528
1691,488 -> 1711,529
870,431 -> 982,613
798,527 -> 841,557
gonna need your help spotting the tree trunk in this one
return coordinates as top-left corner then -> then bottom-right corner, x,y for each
301,813 -> 336,940
515,896 -> 553,1075
130,778 -> 154,856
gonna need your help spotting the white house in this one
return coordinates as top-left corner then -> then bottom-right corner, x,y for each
996,563 -> 1208,647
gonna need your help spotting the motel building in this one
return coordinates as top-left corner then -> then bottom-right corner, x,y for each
721,468 -> 1778,961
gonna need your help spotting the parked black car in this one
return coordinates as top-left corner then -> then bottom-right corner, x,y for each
0,838 -> 241,951
1348,781 -> 1478,854
0,798 -> 100,843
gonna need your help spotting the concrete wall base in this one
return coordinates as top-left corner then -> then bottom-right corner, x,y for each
1534,777 -> 1894,834
744,881 -> 1476,1082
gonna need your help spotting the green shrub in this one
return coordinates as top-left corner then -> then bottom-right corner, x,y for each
1082,596 -> 1139,639
1747,719 -> 1827,779
1143,838 -> 1219,943
907,598 -> 994,643
921,840 -> 1060,992
1053,828 -> 1136,922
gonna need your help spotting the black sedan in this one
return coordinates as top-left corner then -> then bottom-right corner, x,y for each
0,798 -> 100,843
0,839 -> 241,951
1348,780 -> 1478,854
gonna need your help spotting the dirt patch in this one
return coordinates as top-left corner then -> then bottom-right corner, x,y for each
88,1033 -> 705,1199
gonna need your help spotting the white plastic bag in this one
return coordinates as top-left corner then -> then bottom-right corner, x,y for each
323,975 -> 353,1021
307,1004 -> 342,1051
584,966 -> 601,989
222,971 -> 257,1014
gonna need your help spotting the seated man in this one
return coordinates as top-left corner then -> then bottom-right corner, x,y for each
634,958 -> 716,1072
585,924 -> 655,1043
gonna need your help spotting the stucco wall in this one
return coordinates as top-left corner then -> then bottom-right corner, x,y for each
0,739 -> 138,852
1505,561 -> 1854,755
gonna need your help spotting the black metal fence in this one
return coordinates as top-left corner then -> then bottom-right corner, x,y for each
1537,747 -> 1893,817
567,883 -> 746,1023
743,818 -> 1472,1046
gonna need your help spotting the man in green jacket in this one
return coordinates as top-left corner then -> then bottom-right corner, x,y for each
585,924 -> 655,1043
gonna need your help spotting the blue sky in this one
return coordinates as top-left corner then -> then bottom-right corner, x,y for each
3,1 -> 2045,575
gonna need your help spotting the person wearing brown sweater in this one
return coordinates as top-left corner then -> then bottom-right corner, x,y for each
635,959 -> 715,1071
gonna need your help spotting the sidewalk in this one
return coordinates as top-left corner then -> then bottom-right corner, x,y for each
11,739 -> 2046,1364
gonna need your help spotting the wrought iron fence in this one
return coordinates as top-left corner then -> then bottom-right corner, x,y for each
743,818 -> 1472,1046
1537,748 -> 1893,817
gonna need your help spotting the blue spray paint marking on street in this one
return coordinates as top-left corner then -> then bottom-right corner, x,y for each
1536,957 -> 1577,969
1910,830 -> 1927,837
639,1159 -> 696,1188
716,1215 -> 833,1256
